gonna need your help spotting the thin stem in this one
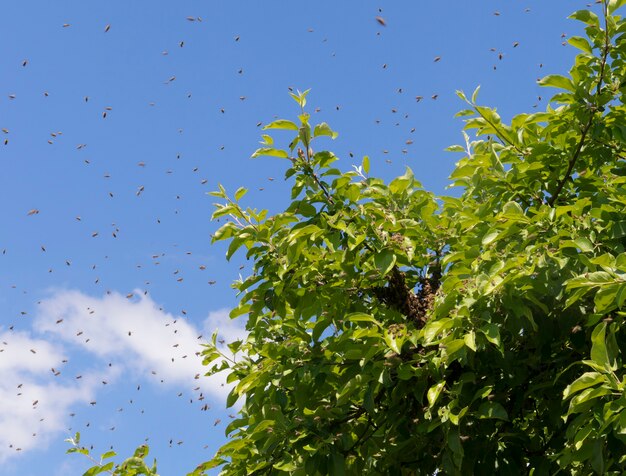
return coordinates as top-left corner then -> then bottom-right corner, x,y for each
70,444 -> 115,475
296,146 -> 335,205
474,109 -> 524,155
310,169 -> 335,204
547,1 -> 610,207
344,415 -> 374,454
547,118 -> 594,207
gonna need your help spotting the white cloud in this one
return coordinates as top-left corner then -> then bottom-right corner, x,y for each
0,329 -> 109,462
34,289 -> 245,398
0,289 -> 245,464
203,307 -> 248,346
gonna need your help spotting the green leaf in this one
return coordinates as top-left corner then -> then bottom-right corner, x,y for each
464,331 -> 477,351
538,74 -> 576,92
566,386 -> 611,416
608,0 -> 626,14
477,401 -> 508,421
471,85 -> 481,103
610,221 -> 626,239
212,222 -> 237,243
263,119 -> 299,130
565,271 -> 614,289
332,452 -> 346,476
67,432 -> 80,445
427,382 -> 445,408
481,230 -> 500,246
211,204 -> 237,219
384,330 -> 404,354
226,388 -> 239,408
251,147 -> 290,159
480,323 -> 500,347
299,124 -> 311,148
590,439 -> 605,475
260,134 -> 274,146
314,150 -> 338,168
227,340 -> 242,354
618,410 -> 626,434
234,187 -> 248,201
389,167 -> 414,194
573,237 -> 594,253
563,372 -> 607,399
568,10 -> 600,27
444,338 -> 466,362
590,322 -> 614,371
362,155 -> 370,174
344,184 -> 360,202
289,88 -> 311,108
474,106 -> 503,128
345,312 -> 381,326
100,450 -> 116,460
501,201 -> 528,222
313,122 -> 338,139
616,283 -> 626,307
133,445 -> 149,458
423,318 -> 455,343
374,249 -> 396,276
594,284 -> 620,313
567,36 -> 593,54
445,145 -> 465,152
83,465 -> 109,476
273,459 -> 298,471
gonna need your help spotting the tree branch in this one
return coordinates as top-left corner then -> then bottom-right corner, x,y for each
547,1 -> 610,207
299,147 -> 335,205
546,118 -> 594,207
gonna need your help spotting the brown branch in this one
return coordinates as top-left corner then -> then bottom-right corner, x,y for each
344,415 -> 375,455
547,2 -> 610,207
311,171 -> 334,204
298,147 -> 335,205
547,118 -> 594,207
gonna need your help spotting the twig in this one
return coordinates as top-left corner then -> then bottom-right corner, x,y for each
474,110 -> 524,155
547,118 -> 594,207
547,0 -> 610,206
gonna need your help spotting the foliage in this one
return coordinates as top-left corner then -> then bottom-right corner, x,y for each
70,1 -> 626,474
66,433 -> 158,476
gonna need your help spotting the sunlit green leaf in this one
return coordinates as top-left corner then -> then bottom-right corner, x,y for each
567,36 -> 593,54
538,74 -> 576,92
563,372 -> 607,399
568,9 -> 600,27
251,147 -> 290,159
263,119 -> 299,130
590,322 -> 614,371
313,122 -> 338,139
234,187 -> 248,201
427,382 -> 445,408
362,155 -> 370,174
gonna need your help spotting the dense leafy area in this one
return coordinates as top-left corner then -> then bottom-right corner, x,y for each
70,1 -> 626,474
67,433 -> 158,476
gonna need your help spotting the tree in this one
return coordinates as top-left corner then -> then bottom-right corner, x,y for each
70,1 -> 626,474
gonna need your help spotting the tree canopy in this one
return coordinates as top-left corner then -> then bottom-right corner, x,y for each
70,1 -> 626,474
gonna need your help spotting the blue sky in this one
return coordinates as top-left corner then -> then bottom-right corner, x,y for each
0,1 -> 596,474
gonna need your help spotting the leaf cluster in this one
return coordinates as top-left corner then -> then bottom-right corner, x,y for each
71,2 -> 626,475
